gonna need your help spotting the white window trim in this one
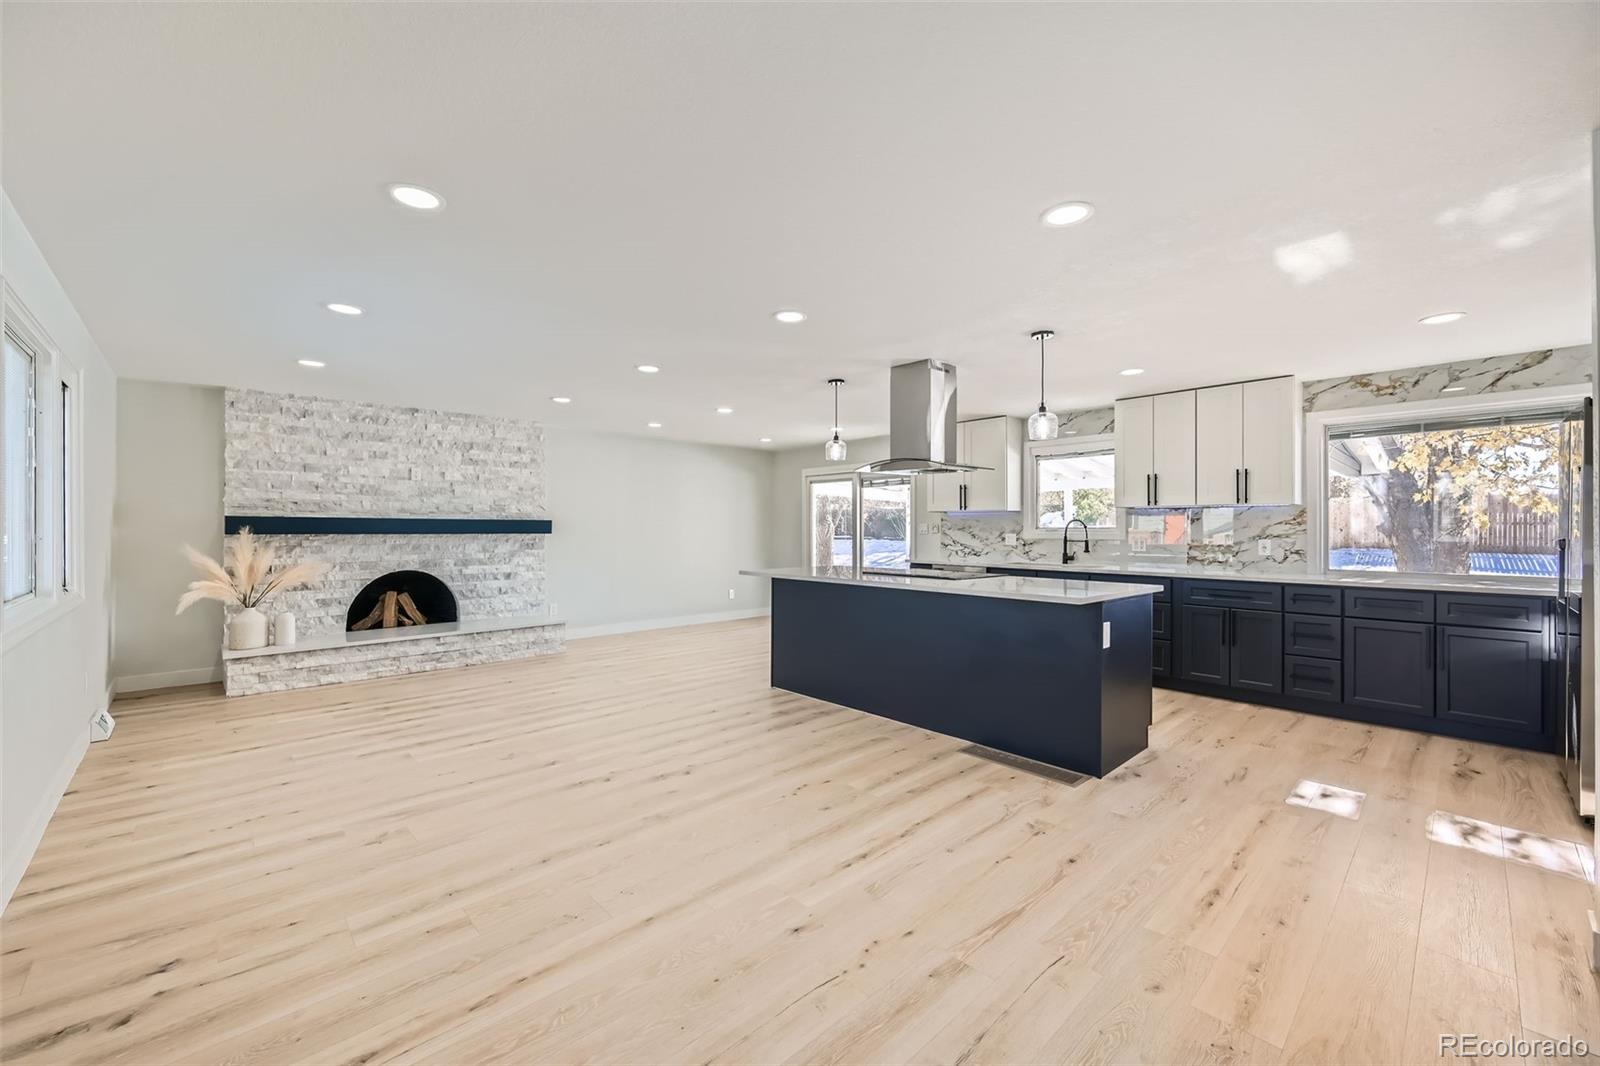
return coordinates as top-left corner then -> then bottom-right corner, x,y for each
1303,383 -> 1590,582
1021,433 -> 1120,540
2,283 -> 86,651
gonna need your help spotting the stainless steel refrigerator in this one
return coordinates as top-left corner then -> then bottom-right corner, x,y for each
1557,398 -> 1593,820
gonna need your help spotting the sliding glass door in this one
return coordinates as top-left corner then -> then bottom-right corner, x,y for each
804,473 -> 913,570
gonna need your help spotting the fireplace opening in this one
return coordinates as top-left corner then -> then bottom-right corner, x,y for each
347,570 -> 459,632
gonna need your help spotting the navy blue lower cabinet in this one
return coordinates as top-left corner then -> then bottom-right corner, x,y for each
1152,601 -> 1172,640
1343,618 -> 1435,716
1152,639 -> 1172,678
1179,605 -> 1230,684
1229,609 -> 1283,693
1435,625 -> 1544,732
1284,612 -> 1341,659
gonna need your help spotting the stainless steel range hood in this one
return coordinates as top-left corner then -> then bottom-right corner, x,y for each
859,359 -> 989,475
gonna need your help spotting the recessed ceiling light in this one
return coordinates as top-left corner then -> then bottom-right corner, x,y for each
1120,368 -> 1145,376
1041,201 -> 1095,227
759,437 -> 773,443
773,310 -> 807,324
646,421 -> 662,428
1441,385 -> 1466,393
551,396 -> 572,404
1419,311 -> 1467,325
636,364 -> 660,374
716,406 -> 734,414
388,184 -> 445,211
297,359 -> 326,368
325,303 -> 363,316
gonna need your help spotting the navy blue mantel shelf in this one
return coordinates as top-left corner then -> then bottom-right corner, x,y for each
223,516 -> 553,535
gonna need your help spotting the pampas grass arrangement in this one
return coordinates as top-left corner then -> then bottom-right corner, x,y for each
175,527 -> 327,614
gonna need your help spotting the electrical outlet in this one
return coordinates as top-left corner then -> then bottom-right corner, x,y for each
727,587 -> 735,600
1003,532 -> 1018,546
1258,539 -> 1272,557
1102,621 -> 1111,649
917,523 -> 931,536
548,601 -> 559,617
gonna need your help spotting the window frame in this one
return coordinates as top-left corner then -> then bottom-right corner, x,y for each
1304,384 -> 1590,582
1022,433 -> 1120,540
2,284 -> 85,647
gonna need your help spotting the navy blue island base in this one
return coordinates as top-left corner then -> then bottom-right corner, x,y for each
762,574 -> 1157,778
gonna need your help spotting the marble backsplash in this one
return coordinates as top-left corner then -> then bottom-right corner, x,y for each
923,345 -> 1590,574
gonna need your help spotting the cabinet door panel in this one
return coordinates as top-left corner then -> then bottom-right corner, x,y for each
1344,618 -> 1434,716
1151,601 -> 1171,640
1229,608 -> 1283,693
1151,391 -> 1197,507
1152,640 -> 1172,678
1114,397 -> 1154,508
1240,377 -> 1299,505
1195,384 -> 1244,505
1436,625 -> 1543,733
962,417 -> 1010,511
1179,605 -> 1229,684
928,470 -> 961,512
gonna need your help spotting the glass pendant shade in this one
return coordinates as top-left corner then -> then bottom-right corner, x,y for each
1027,330 -> 1058,441
823,378 -> 847,461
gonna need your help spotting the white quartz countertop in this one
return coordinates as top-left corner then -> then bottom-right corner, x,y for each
741,567 -> 1165,606
911,558 -> 1560,596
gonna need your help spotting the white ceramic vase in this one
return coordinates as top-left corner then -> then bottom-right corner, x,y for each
229,606 -> 269,650
272,611 -> 296,646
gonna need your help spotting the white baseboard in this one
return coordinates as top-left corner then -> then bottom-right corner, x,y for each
114,665 -> 223,695
1,723 -> 88,913
565,607 -> 770,641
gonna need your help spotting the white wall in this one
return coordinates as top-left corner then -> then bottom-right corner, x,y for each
112,381 -> 223,691
1,192 -> 118,909
545,428 -> 777,634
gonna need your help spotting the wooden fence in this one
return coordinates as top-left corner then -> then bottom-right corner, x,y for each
1328,494 -> 1560,552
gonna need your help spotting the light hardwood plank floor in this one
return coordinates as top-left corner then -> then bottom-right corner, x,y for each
2,618 -> 1595,1065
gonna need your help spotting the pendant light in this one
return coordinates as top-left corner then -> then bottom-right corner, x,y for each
823,378 -> 847,461
1026,329 -> 1060,441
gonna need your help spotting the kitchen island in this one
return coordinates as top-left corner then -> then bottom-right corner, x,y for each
740,567 -> 1164,777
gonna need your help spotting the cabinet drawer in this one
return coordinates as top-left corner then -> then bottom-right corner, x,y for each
1344,589 -> 1435,623
1285,655 -> 1342,702
1284,613 -> 1342,659
1435,593 -> 1545,633
1180,580 -> 1282,611
1152,639 -> 1172,678
1284,586 -> 1341,616
1152,601 -> 1172,639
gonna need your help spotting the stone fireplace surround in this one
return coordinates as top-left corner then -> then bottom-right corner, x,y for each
219,389 -> 564,695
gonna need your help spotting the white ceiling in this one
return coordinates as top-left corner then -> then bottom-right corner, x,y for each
3,2 -> 1596,449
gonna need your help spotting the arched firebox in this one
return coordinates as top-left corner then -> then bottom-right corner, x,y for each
346,570 -> 459,631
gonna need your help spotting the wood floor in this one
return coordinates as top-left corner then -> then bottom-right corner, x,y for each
3,618 -> 1597,1065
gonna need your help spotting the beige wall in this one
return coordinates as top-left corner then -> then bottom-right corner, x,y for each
111,381 -> 224,689
1,192 -> 118,909
545,427 -> 777,632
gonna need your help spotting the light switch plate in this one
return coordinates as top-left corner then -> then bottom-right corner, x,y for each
1102,621 -> 1111,648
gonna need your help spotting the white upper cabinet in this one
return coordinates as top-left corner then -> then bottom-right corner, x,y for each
1239,376 -> 1300,505
1120,376 -> 1299,509
1114,393 -> 1195,507
1192,377 -> 1301,505
1151,391 -> 1197,507
1195,384 -> 1245,504
927,416 -> 1023,512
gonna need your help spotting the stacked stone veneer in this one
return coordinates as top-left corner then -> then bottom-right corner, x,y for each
221,388 -> 563,695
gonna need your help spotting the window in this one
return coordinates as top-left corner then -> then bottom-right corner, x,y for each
4,328 -> 36,603
1024,436 -> 1116,538
1326,407 -> 1583,577
804,472 -> 914,570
